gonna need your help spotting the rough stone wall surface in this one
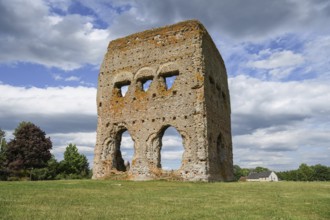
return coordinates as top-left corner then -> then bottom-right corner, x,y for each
93,20 -> 233,181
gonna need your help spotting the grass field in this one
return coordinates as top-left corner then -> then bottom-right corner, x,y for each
0,180 -> 329,220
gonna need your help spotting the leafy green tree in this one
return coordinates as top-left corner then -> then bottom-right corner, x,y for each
233,165 -> 250,180
233,165 -> 259,181
0,129 -> 7,164
297,163 -> 313,181
46,155 -> 60,179
253,166 -> 270,173
278,170 -> 299,181
0,129 -> 9,180
311,164 -> 330,181
5,122 -> 52,173
31,155 -> 59,180
0,129 -> 6,149
58,144 -> 89,178
233,165 -> 242,180
241,168 -> 251,177
278,164 -> 330,181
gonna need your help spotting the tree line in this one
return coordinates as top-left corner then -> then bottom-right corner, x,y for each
276,163 -> 330,181
233,164 -> 330,181
0,122 -> 90,181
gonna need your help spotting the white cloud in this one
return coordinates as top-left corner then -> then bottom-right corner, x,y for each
229,75 -> 330,126
52,74 -> 90,85
52,74 -> 63,81
249,50 -> 304,70
230,75 -> 330,169
92,0 -> 330,42
162,150 -> 184,160
64,76 -> 80,82
162,135 -> 183,149
51,132 -> 96,147
53,74 -> 81,82
1,0 -> 329,71
0,84 -> 96,115
121,135 -> 134,149
0,0 -> 110,70
0,84 -> 97,133
247,50 -> 304,79
52,145 -> 94,155
303,36 -> 330,78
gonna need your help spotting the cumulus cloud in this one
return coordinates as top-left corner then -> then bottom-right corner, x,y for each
303,36 -> 330,78
0,84 -> 97,132
52,74 -> 81,82
51,132 -> 96,148
91,0 -> 330,42
249,50 -> 304,69
161,150 -> 184,160
0,0 -> 109,70
1,0 -> 329,71
229,75 -> 330,134
64,76 -> 80,82
230,75 -> 330,169
121,132 -> 134,149
162,135 -> 183,149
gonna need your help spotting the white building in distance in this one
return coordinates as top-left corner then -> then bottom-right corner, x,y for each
247,171 -> 279,182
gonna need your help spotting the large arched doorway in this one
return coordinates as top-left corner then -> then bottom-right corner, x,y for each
160,126 -> 184,170
117,130 -> 134,171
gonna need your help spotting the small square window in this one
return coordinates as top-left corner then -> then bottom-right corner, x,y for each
161,71 -> 179,90
114,81 -> 131,97
120,85 -> 129,96
137,76 -> 154,92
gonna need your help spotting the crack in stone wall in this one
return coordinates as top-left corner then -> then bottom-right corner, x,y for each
93,20 -> 233,181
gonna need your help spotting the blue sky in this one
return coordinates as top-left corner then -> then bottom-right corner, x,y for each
0,0 -> 329,171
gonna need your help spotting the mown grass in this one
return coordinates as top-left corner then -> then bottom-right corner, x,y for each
0,180 -> 329,220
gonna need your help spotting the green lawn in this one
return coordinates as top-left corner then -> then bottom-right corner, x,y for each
0,180 -> 329,220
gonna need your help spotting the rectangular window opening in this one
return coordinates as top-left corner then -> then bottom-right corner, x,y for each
115,81 -> 131,97
139,77 -> 153,92
162,71 -> 179,90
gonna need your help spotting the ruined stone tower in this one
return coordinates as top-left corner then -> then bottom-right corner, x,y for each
93,20 -> 233,181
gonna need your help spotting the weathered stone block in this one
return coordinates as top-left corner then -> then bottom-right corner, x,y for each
93,20 -> 233,181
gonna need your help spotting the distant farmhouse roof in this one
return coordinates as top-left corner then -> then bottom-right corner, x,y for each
247,171 -> 278,182
247,171 -> 272,179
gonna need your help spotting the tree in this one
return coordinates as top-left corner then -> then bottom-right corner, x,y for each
233,165 -> 242,180
233,165 -> 250,180
5,122 -> 52,172
0,129 -> 7,164
253,166 -> 270,173
58,144 -> 89,178
46,155 -> 60,179
30,155 -> 60,180
0,129 -> 6,149
311,164 -> 330,181
0,129 -> 9,180
297,163 -> 313,181
277,164 -> 330,181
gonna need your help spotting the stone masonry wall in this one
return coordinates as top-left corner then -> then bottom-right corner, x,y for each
93,20 -> 233,181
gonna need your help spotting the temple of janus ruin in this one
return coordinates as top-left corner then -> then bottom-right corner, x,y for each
93,20 -> 233,181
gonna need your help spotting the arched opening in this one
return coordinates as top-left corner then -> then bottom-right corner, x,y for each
160,126 -> 184,170
160,70 -> 179,90
114,80 -> 130,97
217,133 -> 227,168
120,85 -> 129,96
115,129 -> 134,172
